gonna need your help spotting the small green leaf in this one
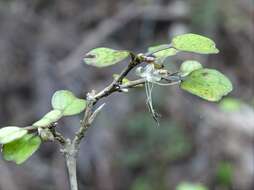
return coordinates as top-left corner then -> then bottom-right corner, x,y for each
180,60 -> 203,76
176,182 -> 208,190
0,127 -> 27,144
219,97 -> 242,112
180,68 -> 233,101
33,110 -> 63,127
63,98 -> 87,116
2,134 -> 41,164
172,33 -> 219,54
51,90 -> 87,116
148,44 -> 178,62
52,90 -> 75,110
83,47 -> 129,67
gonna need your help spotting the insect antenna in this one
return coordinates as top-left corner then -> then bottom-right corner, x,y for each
145,81 -> 161,126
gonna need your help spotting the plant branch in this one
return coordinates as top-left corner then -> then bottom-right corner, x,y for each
61,53 -> 144,190
73,96 -> 95,148
64,139 -> 78,190
88,103 -> 106,124
93,54 -> 142,101
50,128 -> 66,145
73,51 -> 181,147
25,124 -> 67,145
64,49 -> 179,190
120,78 -> 146,89
73,54 -> 143,145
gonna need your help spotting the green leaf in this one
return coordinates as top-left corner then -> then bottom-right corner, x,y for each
180,68 -> 233,102
172,33 -> 219,54
51,90 -> 87,116
176,182 -> 208,190
148,44 -> 178,62
63,98 -> 87,116
0,127 -> 27,144
219,97 -> 242,112
2,134 -> 41,164
180,60 -> 203,76
83,47 -> 129,67
33,110 -> 63,127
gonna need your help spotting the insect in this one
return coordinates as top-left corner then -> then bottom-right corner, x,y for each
136,64 -> 182,126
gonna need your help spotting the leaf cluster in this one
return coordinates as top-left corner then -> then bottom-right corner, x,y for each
0,33 -> 233,165
0,90 -> 86,164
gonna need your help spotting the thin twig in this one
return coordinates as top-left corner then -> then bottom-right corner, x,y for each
73,54 -> 142,147
25,124 -> 67,145
93,54 -> 142,101
88,103 -> 106,124
120,78 -> 146,89
73,98 -> 95,148
50,128 -> 67,145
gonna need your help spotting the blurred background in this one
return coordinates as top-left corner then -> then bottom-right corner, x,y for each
0,0 -> 253,190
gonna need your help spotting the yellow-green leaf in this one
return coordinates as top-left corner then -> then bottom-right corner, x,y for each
0,127 -> 27,144
63,98 -> 87,116
51,90 -> 86,116
33,110 -> 63,127
180,68 -> 233,101
180,60 -> 203,76
172,33 -> 219,54
148,44 -> 178,63
83,47 -> 129,67
2,134 -> 41,164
